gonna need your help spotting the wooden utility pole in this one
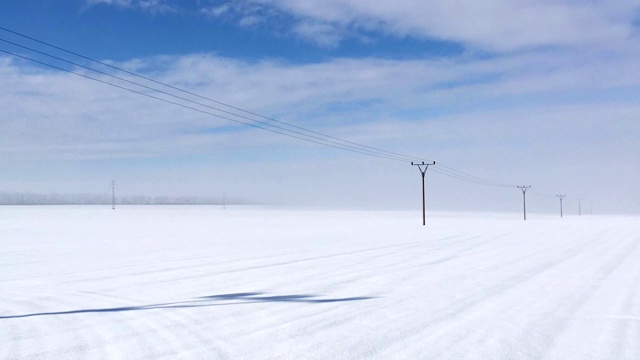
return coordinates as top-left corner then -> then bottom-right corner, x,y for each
111,180 -> 116,210
556,195 -> 566,218
578,199 -> 582,216
411,161 -> 435,226
517,186 -> 531,220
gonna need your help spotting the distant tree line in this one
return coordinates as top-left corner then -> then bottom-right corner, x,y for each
0,192 -> 251,205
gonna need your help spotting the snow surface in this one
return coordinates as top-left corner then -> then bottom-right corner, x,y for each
1,206 -> 639,359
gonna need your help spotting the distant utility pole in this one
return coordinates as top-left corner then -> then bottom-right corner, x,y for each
556,195 -> 566,218
111,180 -> 116,210
578,199 -> 582,216
411,161 -> 435,226
517,186 -> 531,220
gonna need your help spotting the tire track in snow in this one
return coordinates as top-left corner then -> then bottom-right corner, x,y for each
1,290 -> 94,359
217,230 -> 561,359
520,228 -> 640,359
356,226 -> 620,359
204,231 -> 510,300
4,210 -> 639,359
541,230 -> 640,360
308,231 -> 515,297
615,235 -> 640,359
463,226 -> 640,360
410,227 -> 636,359
69,232 -> 486,291
1,289 -> 228,359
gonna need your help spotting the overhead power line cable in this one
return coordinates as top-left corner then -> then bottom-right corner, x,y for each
2,25 -> 432,163
529,189 -> 570,199
0,25 -> 519,188
0,48 -> 414,162
430,168 -> 515,187
0,26 -> 428,164
433,163 -> 516,187
0,38 -> 422,163
435,163 -> 516,187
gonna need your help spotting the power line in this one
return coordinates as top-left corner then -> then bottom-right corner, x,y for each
3,25 -> 441,164
0,42 -> 421,163
435,163 -> 516,187
0,48 -> 416,163
430,167 -> 516,187
0,27 -> 429,164
529,189 -> 556,198
0,26 -> 523,190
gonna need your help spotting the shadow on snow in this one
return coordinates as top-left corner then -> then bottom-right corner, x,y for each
0,292 -> 374,319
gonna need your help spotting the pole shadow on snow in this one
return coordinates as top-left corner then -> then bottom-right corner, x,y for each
0,292 -> 375,319
199,292 -> 373,303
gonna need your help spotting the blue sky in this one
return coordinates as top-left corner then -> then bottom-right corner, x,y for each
0,0 -> 639,213
0,0 -> 462,61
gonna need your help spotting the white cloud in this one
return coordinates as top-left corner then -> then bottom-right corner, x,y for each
247,0 -> 640,51
2,35 -> 640,211
200,4 -> 231,18
200,1 -> 278,26
290,20 -> 344,47
2,43 -> 639,163
85,0 -> 176,13
88,0 -> 640,52
0,2 -> 634,212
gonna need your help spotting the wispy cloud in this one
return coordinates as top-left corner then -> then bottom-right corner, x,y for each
1,43 -> 639,162
247,0 -> 640,52
91,1 -> 640,52
2,46 -> 639,211
200,1 -> 277,26
85,0 -> 176,13
4,1 -> 638,211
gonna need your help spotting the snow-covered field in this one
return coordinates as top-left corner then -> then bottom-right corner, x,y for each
1,206 -> 639,359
